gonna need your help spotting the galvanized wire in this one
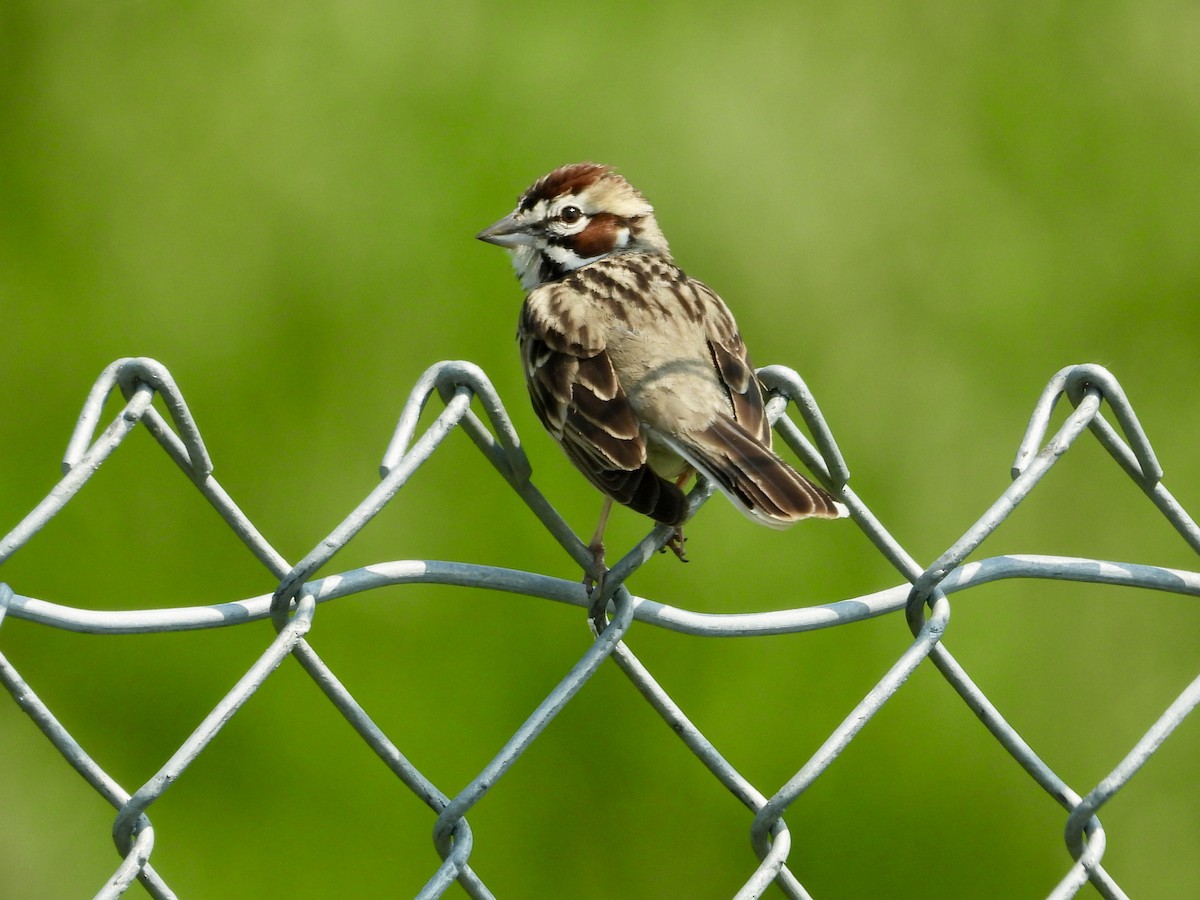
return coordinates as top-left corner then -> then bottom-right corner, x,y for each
1,356 -> 1197,898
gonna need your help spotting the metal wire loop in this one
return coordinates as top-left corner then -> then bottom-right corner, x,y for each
1,357 -> 1196,898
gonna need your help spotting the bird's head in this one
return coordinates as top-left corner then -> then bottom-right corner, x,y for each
477,163 -> 671,290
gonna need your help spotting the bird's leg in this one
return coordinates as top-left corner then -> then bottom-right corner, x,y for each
585,496 -> 613,590
586,497 -> 614,632
663,470 -> 691,562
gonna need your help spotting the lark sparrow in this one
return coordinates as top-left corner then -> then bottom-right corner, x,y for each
478,163 -> 845,568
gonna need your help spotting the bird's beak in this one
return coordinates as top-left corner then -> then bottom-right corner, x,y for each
476,214 -> 534,249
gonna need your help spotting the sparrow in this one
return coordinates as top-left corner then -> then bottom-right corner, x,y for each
477,163 -> 845,577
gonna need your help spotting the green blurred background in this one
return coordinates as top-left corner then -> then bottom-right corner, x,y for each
1,3 -> 1198,897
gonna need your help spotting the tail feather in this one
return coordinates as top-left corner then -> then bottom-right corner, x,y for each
559,437 -> 689,526
665,417 -> 845,528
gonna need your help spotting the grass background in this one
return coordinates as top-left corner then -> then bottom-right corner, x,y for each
1,3 -> 1198,897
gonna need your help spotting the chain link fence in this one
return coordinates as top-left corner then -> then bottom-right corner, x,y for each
1,357 -> 1197,898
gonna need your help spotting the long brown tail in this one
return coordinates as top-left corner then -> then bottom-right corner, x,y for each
666,416 -> 846,528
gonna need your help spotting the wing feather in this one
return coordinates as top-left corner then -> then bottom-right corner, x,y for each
519,285 -> 686,525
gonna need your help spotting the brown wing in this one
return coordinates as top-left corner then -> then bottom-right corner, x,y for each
698,286 -> 771,444
519,291 -> 687,526
671,278 -> 846,526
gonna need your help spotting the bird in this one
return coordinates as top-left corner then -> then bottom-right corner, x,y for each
477,163 -> 846,584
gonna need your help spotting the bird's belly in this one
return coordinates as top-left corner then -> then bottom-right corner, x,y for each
645,439 -> 690,480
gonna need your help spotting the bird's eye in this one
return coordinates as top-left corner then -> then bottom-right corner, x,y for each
560,205 -> 583,224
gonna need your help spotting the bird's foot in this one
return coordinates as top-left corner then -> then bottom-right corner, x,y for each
585,539 -> 610,634
663,527 -> 688,562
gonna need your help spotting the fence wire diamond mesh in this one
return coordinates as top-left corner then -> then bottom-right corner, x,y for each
1,357 -> 1197,899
